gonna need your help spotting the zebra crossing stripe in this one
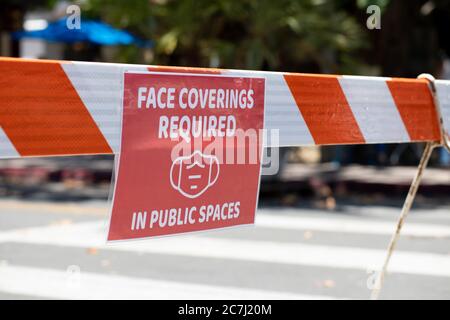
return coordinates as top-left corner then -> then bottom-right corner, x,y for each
0,264 -> 339,300
1,221 -> 449,278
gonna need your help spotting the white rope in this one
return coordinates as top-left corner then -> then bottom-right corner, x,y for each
370,141 -> 437,300
370,73 -> 448,300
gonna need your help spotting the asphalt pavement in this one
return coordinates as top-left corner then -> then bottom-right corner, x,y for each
0,199 -> 449,300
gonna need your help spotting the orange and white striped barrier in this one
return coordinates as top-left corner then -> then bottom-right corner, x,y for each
0,57 -> 449,159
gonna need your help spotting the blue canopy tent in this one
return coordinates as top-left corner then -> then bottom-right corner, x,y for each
14,18 -> 151,47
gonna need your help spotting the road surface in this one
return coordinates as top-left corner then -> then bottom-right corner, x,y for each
0,199 -> 449,299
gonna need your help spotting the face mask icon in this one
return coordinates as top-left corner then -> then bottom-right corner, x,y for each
170,150 -> 220,199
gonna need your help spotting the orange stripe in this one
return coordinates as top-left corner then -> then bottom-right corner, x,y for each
0,59 -> 112,156
386,78 -> 440,141
283,74 -> 365,145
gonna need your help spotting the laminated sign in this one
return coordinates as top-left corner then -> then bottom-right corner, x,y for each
107,72 -> 265,241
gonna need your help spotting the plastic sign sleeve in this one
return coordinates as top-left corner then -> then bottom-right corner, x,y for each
107,72 -> 265,240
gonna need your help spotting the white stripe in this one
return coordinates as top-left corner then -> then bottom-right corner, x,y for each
435,80 -> 450,138
0,264 -> 334,300
62,62 -> 149,153
339,76 -> 410,143
0,126 -> 20,159
1,221 -> 449,278
256,213 -> 450,237
261,73 -> 315,147
224,70 -> 315,147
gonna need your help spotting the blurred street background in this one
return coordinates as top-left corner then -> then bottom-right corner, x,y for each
0,0 -> 449,299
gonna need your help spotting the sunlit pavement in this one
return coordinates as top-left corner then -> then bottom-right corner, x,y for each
0,199 -> 449,300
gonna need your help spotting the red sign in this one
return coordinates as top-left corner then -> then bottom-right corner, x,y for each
107,72 -> 265,241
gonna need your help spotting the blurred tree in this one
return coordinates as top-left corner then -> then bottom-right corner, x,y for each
80,0 -> 368,73
377,0 -> 440,77
365,0 -> 450,78
1,0 -> 49,56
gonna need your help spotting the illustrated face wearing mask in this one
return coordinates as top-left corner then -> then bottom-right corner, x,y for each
170,150 -> 220,199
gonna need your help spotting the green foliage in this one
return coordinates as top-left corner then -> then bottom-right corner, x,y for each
80,0 -> 369,73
